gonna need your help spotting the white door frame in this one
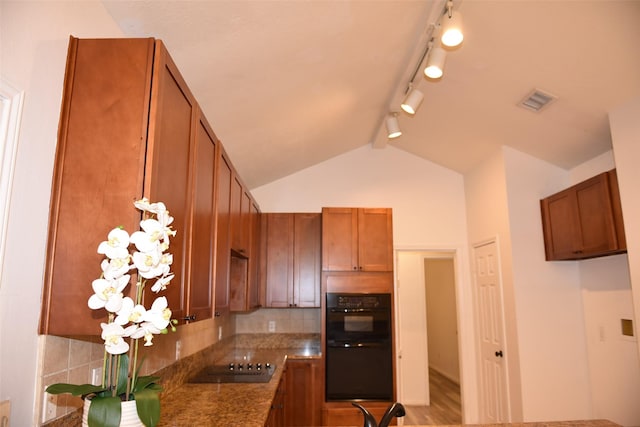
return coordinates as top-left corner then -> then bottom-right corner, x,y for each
394,244 -> 479,423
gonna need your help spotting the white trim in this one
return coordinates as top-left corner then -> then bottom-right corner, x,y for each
0,78 -> 25,287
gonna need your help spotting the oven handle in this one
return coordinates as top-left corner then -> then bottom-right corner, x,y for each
328,308 -> 379,313
326,341 -> 389,348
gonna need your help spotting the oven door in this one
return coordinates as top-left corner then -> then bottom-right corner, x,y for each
325,342 -> 393,401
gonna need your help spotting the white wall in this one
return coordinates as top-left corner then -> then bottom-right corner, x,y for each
464,148 -> 525,421
609,97 -> 640,364
0,2 -> 124,425
570,150 -> 640,426
252,145 -> 480,422
465,145 -> 639,425
503,147 -> 591,421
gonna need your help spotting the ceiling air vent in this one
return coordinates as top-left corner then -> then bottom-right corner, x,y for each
518,89 -> 557,112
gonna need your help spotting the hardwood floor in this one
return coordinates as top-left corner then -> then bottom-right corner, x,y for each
402,368 -> 462,425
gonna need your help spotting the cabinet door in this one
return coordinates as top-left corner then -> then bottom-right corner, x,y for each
40,38 -> 155,335
145,41 -> 197,323
322,208 -> 358,271
541,188 -> 579,260
264,213 -> 294,307
294,213 -> 321,307
285,359 -> 322,426
214,151 -> 233,316
574,173 -> 618,254
186,111 -> 216,323
358,208 -> 394,271
248,201 -> 262,310
541,171 -> 624,260
229,174 -> 243,252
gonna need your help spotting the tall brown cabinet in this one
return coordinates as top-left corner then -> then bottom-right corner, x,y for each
40,37 -> 260,336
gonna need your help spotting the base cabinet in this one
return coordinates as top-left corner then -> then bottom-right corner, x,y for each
285,358 -> 323,426
266,371 -> 286,427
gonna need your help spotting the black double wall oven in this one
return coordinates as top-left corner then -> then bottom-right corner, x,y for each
325,293 -> 393,401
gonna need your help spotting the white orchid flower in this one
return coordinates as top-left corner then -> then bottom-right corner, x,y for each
97,228 -> 130,260
88,275 -> 130,312
143,296 -> 172,330
131,247 -> 166,279
151,273 -> 174,293
134,198 -> 166,216
130,226 -> 160,254
101,322 -> 129,355
114,297 -> 147,326
100,257 -> 131,280
126,321 -> 162,346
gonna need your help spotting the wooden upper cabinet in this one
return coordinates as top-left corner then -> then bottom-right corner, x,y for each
540,169 -> 627,260
322,208 -> 393,272
41,38 -> 204,334
262,213 -> 321,308
144,40 -> 198,324
186,110 -> 218,323
214,150 -> 233,317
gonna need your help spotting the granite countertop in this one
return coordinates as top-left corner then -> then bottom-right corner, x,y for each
157,334 -> 321,427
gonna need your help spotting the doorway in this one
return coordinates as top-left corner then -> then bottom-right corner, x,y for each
396,250 -> 461,419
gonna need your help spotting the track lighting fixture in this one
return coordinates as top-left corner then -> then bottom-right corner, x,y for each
424,46 -> 446,79
401,88 -> 424,115
386,113 -> 402,139
441,1 -> 464,47
374,1 -> 466,145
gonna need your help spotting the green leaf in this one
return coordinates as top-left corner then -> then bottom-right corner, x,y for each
45,383 -> 105,396
87,395 -> 122,427
133,388 -> 161,427
132,375 -> 161,393
115,354 -> 130,397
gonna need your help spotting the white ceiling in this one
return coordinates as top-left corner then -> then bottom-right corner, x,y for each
102,0 -> 640,189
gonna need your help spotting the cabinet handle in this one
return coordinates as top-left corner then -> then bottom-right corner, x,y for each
495,350 -> 504,358
214,311 -> 221,317
183,314 -> 196,322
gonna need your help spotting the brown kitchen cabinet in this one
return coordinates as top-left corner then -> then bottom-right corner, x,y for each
322,208 -> 393,272
214,149 -> 233,317
285,358 -> 323,426
40,37 -> 203,335
265,369 -> 287,427
540,169 -> 626,260
185,110 -> 219,323
261,213 -> 321,308
230,193 -> 262,312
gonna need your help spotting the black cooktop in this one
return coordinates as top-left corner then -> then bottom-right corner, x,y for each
189,362 -> 276,384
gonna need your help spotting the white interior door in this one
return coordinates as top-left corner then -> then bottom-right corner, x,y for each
473,240 -> 510,422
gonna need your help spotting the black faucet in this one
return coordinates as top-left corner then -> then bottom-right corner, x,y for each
352,402 -> 406,427
378,402 -> 406,427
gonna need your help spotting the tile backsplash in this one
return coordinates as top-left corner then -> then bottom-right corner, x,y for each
235,308 -> 321,334
38,309 -> 319,425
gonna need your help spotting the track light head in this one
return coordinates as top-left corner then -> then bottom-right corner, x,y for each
441,2 -> 463,47
401,88 -> 424,115
386,113 -> 402,139
424,46 -> 446,79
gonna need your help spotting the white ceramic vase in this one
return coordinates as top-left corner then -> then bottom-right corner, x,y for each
81,398 -> 144,427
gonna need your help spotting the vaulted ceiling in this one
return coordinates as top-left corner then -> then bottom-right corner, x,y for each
103,0 -> 640,189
